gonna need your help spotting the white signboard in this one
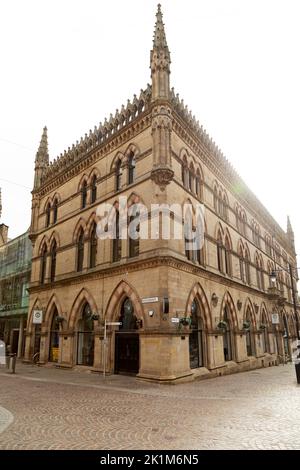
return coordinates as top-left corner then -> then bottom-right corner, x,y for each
171,317 -> 180,323
106,322 -> 122,326
33,310 -> 43,324
142,297 -> 159,304
272,313 -> 280,324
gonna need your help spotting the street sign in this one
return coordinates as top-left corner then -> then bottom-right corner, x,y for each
33,310 -> 43,324
272,313 -> 280,324
105,322 -> 122,326
171,317 -> 180,323
142,297 -> 159,304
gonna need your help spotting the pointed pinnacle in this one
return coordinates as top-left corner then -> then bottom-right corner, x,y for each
36,126 -> 49,163
153,3 -> 168,49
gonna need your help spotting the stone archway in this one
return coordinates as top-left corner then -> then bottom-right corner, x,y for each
185,283 -> 212,369
105,281 -> 144,375
220,292 -> 238,362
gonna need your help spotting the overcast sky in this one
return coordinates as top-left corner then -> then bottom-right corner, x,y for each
0,0 -> 299,258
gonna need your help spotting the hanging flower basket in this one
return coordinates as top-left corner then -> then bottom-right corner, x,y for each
259,324 -> 267,330
179,317 -> 192,329
242,320 -> 251,330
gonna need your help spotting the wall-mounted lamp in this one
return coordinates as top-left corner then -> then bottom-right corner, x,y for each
56,315 -> 65,324
211,293 -> 218,307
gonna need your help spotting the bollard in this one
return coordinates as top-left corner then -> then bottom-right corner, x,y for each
9,354 -> 16,374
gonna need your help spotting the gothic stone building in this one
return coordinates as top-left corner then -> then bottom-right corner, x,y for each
24,5 -> 299,382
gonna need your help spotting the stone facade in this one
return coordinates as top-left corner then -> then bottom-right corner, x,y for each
24,5 -> 299,383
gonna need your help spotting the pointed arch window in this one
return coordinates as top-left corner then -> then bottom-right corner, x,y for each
224,236 -> 231,276
129,210 -> 140,258
246,309 -> 255,357
46,203 -> 51,227
223,307 -> 233,361
77,303 -> 94,366
261,311 -> 269,353
91,175 -> 97,204
81,180 -> 88,209
217,232 -> 223,272
128,152 -> 136,185
50,240 -> 57,283
189,300 -> 205,369
40,244 -> 47,284
239,245 -> 245,282
195,170 -> 202,199
53,199 -> 58,224
245,249 -> 251,285
49,309 -> 59,362
113,209 -> 121,262
116,159 -> 122,191
77,228 -> 84,272
89,222 -> 98,268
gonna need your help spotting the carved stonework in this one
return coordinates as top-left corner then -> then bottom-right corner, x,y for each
151,167 -> 174,190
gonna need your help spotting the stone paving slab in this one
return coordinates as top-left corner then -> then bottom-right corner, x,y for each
0,362 -> 299,450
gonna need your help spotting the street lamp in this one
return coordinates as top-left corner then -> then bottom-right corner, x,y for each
270,263 -> 300,384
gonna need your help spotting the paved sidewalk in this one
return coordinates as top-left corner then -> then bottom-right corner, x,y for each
0,362 -> 299,450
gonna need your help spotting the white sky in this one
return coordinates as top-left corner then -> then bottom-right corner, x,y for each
0,0 -> 299,259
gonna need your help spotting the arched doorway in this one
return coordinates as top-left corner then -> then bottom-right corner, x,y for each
76,303 -> 94,366
189,300 -> 205,369
48,309 -> 59,362
115,298 -> 139,374
223,306 -> 233,361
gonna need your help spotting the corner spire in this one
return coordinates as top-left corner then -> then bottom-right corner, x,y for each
35,126 -> 49,164
287,215 -> 296,254
34,126 -> 49,189
153,4 -> 168,50
150,4 -> 171,100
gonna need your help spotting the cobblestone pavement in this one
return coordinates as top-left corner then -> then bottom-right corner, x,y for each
0,362 -> 299,450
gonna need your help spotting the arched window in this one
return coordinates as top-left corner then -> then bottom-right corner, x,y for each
50,240 -> 57,283
224,235 -> 231,276
217,232 -> 223,272
76,303 -> 94,366
49,309 -> 59,363
246,308 -> 255,357
119,298 -> 138,331
261,311 -> 269,353
128,152 -> 136,185
116,159 -> 122,191
128,209 -> 140,258
189,300 -> 205,369
89,222 -> 97,268
241,212 -> 247,237
91,175 -> 97,204
223,307 -> 233,361
195,170 -> 201,199
113,208 -> 121,262
40,244 -> 47,284
46,203 -> 51,227
77,228 -> 84,272
245,248 -> 251,285
53,199 -> 58,224
222,196 -> 228,221
188,164 -> 194,192
185,206 -> 193,261
81,180 -> 88,209
238,244 -> 244,282
213,187 -> 218,212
